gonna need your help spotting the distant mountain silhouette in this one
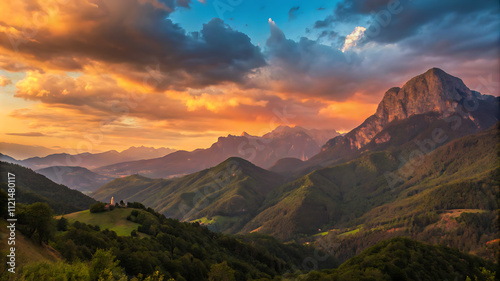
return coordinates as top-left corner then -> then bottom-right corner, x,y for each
0,162 -> 96,213
19,146 -> 176,170
36,166 -> 115,193
95,126 -> 339,178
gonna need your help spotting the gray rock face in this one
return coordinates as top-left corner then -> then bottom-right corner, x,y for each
376,68 -> 473,125
320,67 -> 496,156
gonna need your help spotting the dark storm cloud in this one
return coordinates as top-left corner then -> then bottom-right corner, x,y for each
317,30 -> 342,46
315,0 -> 499,59
181,18 -> 266,87
176,0 -> 191,8
264,20 -> 371,101
264,13 -> 500,103
288,6 -> 300,20
0,0 -> 265,90
314,14 -> 335,28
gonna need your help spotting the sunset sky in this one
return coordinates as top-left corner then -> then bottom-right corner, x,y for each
1,0 -> 499,155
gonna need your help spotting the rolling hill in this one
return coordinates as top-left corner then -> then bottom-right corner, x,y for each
35,166 -> 115,193
7,199 -> 494,280
92,157 -> 285,233
299,237 -> 496,281
0,162 -> 97,214
36,204 -> 338,280
58,208 -> 144,236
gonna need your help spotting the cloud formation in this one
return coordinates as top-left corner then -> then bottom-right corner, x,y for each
0,0 -> 265,90
288,6 -> 300,20
342,26 -> 366,52
315,0 -> 499,60
261,19 -> 405,102
0,76 -> 12,86
6,132 -> 46,137
262,0 -> 500,102
0,0 -> 498,152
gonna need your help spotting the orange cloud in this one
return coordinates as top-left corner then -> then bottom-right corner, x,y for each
8,68 -> 364,150
0,0 -> 265,91
319,101 -> 377,121
0,76 -> 12,86
3,0 -> 461,152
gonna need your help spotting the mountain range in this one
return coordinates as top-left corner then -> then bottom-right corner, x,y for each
17,146 -> 176,170
90,67 -> 499,261
35,166 -> 115,194
94,126 -> 340,178
2,127 -> 339,191
0,161 -> 96,213
0,146 -> 176,191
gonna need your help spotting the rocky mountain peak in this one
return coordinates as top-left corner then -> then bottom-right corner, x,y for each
375,67 -> 472,125
319,68 -> 495,157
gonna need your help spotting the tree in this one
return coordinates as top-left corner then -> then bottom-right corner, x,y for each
90,202 -> 107,213
208,261 -> 236,281
89,249 -> 127,281
18,202 -> 55,244
57,217 -> 69,231
21,261 -> 89,280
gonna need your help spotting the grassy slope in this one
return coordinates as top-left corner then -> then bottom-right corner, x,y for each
58,208 -> 142,236
0,219 -> 60,274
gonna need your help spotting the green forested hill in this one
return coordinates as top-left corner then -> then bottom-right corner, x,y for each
91,125 -> 498,250
0,162 -> 96,214
5,200 -> 495,281
1,202 -> 337,280
92,157 -> 285,233
292,237 -> 496,281
244,124 -> 498,240
91,174 -> 161,202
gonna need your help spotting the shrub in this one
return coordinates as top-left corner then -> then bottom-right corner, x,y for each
90,202 -> 107,213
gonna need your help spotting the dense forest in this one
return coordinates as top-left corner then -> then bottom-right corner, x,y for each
291,238 -> 496,281
0,197 -> 337,280
0,196 -> 497,280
